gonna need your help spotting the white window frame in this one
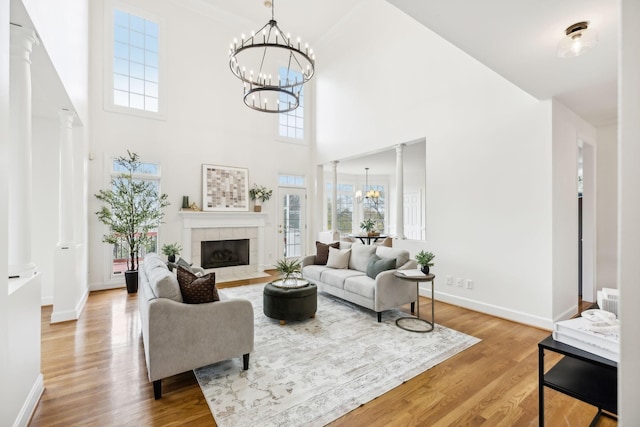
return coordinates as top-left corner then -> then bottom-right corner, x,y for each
275,75 -> 313,145
104,0 -> 167,120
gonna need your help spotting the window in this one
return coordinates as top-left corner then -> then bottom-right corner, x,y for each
279,68 -> 304,140
363,184 -> 385,232
105,1 -> 165,119
109,158 -> 162,277
327,183 -> 354,234
278,174 -> 305,186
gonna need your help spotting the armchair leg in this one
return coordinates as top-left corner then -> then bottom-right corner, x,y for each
153,380 -> 162,400
377,312 -> 382,322
411,302 -> 415,313
243,353 -> 250,370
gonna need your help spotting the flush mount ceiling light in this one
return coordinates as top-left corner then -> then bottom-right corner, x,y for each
557,21 -> 598,58
228,0 -> 316,113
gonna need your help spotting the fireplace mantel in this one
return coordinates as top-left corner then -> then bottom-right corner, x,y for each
179,210 -> 268,274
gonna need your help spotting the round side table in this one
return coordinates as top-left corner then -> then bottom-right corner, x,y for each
394,271 -> 435,333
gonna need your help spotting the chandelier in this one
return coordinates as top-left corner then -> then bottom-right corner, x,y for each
356,168 -> 380,203
228,0 -> 316,113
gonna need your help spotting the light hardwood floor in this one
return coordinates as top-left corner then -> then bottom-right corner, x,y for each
30,278 -> 617,426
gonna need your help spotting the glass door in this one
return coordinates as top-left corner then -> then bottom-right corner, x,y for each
277,187 -> 306,258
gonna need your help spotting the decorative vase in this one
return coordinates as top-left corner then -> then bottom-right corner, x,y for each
420,265 -> 430,275
254,199 -> 262,212
168,254 -> 176,263
181,196 -> 189,209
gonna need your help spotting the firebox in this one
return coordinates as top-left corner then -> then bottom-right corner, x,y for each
200,239 -> 250,269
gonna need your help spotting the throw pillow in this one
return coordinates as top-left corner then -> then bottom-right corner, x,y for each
176,266 -> 219,304
315,241 -> 340,265
366,254 -> 397,279
326,247 -> 351,269
177,257 -> 194,273
349,244 -> 377,272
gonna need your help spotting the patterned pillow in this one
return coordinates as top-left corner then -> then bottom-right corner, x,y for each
176,266 -> 219,304
315,241 -> 340,265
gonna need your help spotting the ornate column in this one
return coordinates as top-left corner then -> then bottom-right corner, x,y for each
58,110 -> 75,245
395,144 -> 406,239
331,161 -> 338,233
8,24 -> 38,278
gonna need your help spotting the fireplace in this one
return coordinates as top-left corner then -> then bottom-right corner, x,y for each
200,239 -> 249,269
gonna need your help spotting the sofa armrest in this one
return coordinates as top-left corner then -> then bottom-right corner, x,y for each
373,265 -> 419,312
398,259 -> 417,270
301,255 -> 316,268
145,297 -> 254,382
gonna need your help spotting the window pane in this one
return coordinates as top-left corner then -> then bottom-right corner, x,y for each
145,97 -> 158,112
114,74 -> 129,91
114,42 -> 129,59
145,35 -> 158,52
130,62 -> 144,79
114,26 -> 129,43
130,77 -> 144,94
145,51 -> 158,67
145,66 -> 158,82
145,20 -> 158,37
145,81 -> 158,97
114,10 -> 129,27
130,30 -> 144,48
114,90 -> 129,106
130,93 -> 144,109
114,58 -> 129,75
130,15 -> 145,32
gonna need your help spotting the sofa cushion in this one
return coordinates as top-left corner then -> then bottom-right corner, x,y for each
375,246 -> 410,268
344,275 -> 376,300
146,263 -> 183,302
177,266 -> 219,304
315,241 -> 340,265
349,244 -> 377,272
339,241 -> 353,250
321,268 -> 365,289
366,254 -> 397,279
327,247 -> 351,269
303,265 -> 329,283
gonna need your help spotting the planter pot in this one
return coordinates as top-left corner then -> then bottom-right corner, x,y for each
420,265 -> 430,275
254,199 -> 262,212
168,254 -> 176,263
124,270 -> 139,293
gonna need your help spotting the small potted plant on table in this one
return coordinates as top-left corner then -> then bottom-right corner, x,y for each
161,243 -> 182,263
359,218 -> 378,236
415,250 -> 435,275
274,258 -> 302,286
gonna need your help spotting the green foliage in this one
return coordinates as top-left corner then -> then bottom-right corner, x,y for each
161,243 -> 182,257
249,184 -> 273,202
274,257 -> 302,281
359,218 -> 376,232
415,250 -> 435,267
95,151 -> 170,271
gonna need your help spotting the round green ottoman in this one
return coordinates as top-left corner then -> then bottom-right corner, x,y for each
263,283 -> 317,325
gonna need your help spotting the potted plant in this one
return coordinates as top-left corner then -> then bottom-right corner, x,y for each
95,151 -> 170,293
415,250 -> 435,275
359,218 -> 378,236
274,257 -> 302,284
161,243 -> 182,263
249,183 -> 273,212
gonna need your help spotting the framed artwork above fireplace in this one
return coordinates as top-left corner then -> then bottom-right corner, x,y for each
202,164 -> 249,211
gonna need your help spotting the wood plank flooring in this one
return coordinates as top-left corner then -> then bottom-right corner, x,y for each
30,278 -> 617,426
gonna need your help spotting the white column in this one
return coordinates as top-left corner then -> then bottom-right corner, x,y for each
58,110 -> 75,246
331,161 -> 338,233
395,144 -> 406,239
8,25 -> 38,278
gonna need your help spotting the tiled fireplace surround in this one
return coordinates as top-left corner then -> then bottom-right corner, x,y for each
179,211 -> 268,282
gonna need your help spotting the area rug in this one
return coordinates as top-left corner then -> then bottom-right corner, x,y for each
194,284 -> 480,427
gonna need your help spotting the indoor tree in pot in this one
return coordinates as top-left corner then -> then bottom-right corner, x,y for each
415,250 -> 435,275
95,151 -> 170,293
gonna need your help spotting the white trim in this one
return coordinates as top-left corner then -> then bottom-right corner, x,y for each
12,374 -> 44,427
50,287 -> 89,324
103,0 -> 167,120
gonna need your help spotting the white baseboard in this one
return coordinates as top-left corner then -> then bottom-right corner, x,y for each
89,282 -> 126,292
13,373 -> 44,427
423,288 -> 554,330
40,296 -> 53,306
50,287 -> 90,323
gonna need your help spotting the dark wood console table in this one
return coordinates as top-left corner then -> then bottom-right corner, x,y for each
538,335 -> 617,426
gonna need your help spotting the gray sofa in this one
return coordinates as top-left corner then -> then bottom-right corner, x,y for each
301,243 -> 418,322
138,253 -> 254,399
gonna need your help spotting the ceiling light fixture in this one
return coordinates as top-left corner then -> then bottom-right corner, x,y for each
228,0 -> 316,113
356,168 -> 380,204
557,21 -> 598,58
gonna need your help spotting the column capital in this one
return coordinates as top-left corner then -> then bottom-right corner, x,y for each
58,109 -> 76,127
10,24 -> 39,62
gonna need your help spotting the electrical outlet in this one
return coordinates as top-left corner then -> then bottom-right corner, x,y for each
456,277 -> 463,287
446,275 -> 452,285
466,279 -> 473,289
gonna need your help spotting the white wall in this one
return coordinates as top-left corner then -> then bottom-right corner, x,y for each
619,0 -> 640,422
88,0 -> 313,288
596,124 -> 618,289
315,0 -> 555,328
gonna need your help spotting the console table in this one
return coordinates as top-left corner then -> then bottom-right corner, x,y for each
538,335 -> 617,426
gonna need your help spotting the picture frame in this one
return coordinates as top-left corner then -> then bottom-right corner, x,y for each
202,164 -> 249,211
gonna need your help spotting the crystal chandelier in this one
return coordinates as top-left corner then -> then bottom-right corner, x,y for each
228,0 -> 316,113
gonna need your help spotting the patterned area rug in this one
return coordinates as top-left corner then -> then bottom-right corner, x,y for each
194,284 -> 480,427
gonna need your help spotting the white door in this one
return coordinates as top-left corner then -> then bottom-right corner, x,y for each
277,187 -> 306,258
404,191 -> 422,240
